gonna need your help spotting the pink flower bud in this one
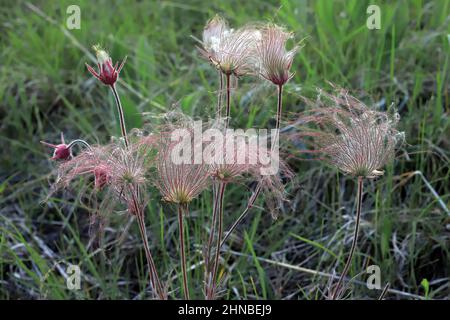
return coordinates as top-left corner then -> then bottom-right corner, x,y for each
52,144 -> 71,160
40,133 -> 72,161
86,45 -> 127,86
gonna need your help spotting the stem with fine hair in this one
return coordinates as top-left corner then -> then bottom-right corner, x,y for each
225,73 -> 231,126
132,190 -> 165,299
331,176 -> 364,300
217,70 -> 223,117
221,84 -> 284,247
177,204 -> 190,300
275,84 -> 283,132
110,84 -> 129,148
207,182 -> 226,299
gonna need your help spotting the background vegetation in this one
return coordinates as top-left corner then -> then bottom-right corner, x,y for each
0,0 -> 449,299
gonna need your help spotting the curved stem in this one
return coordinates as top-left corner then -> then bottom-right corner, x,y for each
177,204 -> 190,300
110,84 -> 129,148
331,176 -> 364,300
67,139 -> 92,150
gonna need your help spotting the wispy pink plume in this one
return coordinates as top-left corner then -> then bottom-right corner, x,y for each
294,87 -> 404,178
256,24 -> 299,86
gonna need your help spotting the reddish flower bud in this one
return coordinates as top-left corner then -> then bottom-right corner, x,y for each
86,45 -> 127,86
41,132 -> 72,161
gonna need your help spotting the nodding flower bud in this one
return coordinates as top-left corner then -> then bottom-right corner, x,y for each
41,133 -> 91,161
86,45 -> 127,86
40,132 -> 72,161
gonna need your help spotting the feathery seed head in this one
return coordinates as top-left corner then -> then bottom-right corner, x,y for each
256,24 -> 298,86
202,15 -> 232,53
153,117 -> 212,206
53,139 -> 151,217
199,16 -> 259,77
205,121 -> 293,218
298,88 -> 404,178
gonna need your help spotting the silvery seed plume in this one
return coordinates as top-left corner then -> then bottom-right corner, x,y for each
199,15 -> 260,77
297,87 -> 404,178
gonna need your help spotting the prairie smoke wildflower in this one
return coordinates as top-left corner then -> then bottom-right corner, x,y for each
199,16 -> 257,78
299,88 -> 403,179
296,87 -> 403,299
199,16 -> 261,122
93,164 -> 110,190
86,45 -> 129,147
255,24 -> 299,142
152,114 -> 212,205
41,132 -> 90,161
54,142 -> 148,209
52,140 -> 166,299
86,45 -> 127,87
212,24 -> 299,248
154,137 -> 211,205
200,15 -> 231,116
153,124 -> 212,300
218,131 -> 293,246
201,15 -> 232,60
202,122 -> 293,299
206,124 -> 290,191
256,24 -> 298,86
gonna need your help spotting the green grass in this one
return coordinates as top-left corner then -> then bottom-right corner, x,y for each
0,0 -> 449,299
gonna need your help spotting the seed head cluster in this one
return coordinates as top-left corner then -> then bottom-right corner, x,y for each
199,15 -> 299,80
